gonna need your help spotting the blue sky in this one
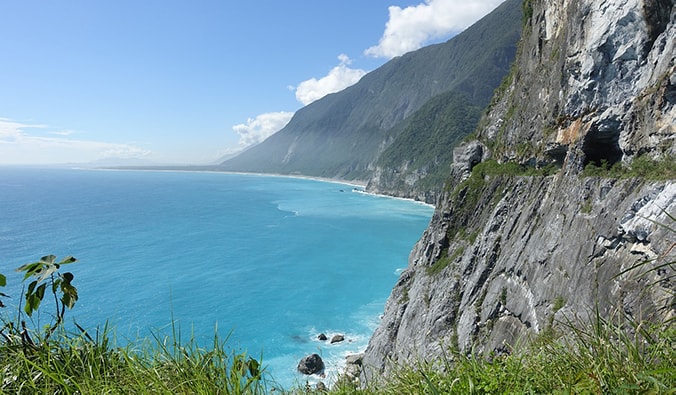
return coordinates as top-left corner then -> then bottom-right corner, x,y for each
0,0 -> 504,165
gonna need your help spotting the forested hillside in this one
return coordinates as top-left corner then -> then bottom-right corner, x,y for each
220,0 -> 522,203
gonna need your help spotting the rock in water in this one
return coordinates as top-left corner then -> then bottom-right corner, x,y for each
297,353 -> 325,375
317,333 -> 327,341
330,334 -> 345,344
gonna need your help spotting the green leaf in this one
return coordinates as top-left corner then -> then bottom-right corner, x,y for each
61,293 -> 72,309
25,293 -> 42,316
62,272 -> 74,283
0,273 -> 6,287
35,283 -> 46,301
36,264 -> 58,283
24,298 -> 32,315
247,358 -> 261,377
24,280 -> 47,316
26,280 -> 37,295
59,256 -> 77,265
52,278 -> 62,294
17,262 -> 43,280
61,282 -> 78,308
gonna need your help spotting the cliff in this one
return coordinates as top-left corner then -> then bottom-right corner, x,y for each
362,0 -> 675,379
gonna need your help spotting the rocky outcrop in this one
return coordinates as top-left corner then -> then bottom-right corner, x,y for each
297,353 -> 325,376
481,0 -> 675,169
362,0 -> 675,380
343,353 -> 364,384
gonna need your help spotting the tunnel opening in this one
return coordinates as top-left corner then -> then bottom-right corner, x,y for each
582,127 -> 622,167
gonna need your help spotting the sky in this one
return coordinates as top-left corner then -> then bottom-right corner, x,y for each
0,0 -> 505,165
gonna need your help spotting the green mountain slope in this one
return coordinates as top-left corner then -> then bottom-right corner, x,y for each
368,90 -> 483,201
221,0 -> 522,193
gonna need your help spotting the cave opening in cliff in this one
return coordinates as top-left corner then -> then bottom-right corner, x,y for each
582,129 -> 622,167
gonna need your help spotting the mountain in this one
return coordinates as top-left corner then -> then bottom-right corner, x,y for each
362,0 -> 675,380
367,90 -> 484,202
220,0 -> 522,203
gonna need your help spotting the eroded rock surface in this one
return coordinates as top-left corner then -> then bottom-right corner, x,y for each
362,0 -> 675,380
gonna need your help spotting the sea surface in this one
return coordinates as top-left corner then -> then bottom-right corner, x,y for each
0,167 -> 433,389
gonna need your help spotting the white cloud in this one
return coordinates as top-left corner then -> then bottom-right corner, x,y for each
365,0 -> 505,59
49,130 -> 76,136
232,111 -> 294,149
0,118 -> 46,141
0,118 -> 151,164
294,54 -> 367,105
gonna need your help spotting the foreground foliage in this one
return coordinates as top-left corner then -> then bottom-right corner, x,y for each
324,315 -> 675,394
3,244 -> 673,394
0,327 -> 268,394
1,256 -> 270,394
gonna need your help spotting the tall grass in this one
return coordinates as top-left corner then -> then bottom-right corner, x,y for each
0,323 -> 272,394
0,293 -> 672,393
322,312 -> 674,394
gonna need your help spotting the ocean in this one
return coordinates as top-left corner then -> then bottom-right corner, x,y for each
0,167 -> 433,389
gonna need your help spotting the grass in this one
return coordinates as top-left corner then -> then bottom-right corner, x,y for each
426,246 -> 465,276
6,284 -> 670,395
582,155 -> 676,180
321,312 -> 675,394
0,323 -> 272,394
0,260 -> 672,395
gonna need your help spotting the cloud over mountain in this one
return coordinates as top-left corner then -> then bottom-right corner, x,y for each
294,54 -> 367,105
366,0 -> 505,58
232,111 -> 294,148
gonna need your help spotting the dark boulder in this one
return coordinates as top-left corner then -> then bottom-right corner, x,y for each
330,334 -> 345,344
297,353 -> 325,375
317,333 -> 328,341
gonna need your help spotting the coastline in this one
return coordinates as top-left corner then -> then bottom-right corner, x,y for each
8,165 -> 433,389
83,165 -> 435,209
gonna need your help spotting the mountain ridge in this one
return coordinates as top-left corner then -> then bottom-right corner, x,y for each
220,0 -> 522,203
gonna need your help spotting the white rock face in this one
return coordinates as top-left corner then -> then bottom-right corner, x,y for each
362,0 -> 675,380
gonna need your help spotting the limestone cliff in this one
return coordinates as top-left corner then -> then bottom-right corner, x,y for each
362,0 -> 675,379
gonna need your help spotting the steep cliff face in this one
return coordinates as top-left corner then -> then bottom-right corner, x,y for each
366,90 -> 484,204
362,0 -> 675,378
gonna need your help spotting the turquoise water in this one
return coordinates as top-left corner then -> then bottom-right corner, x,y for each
0,168 -> 433,388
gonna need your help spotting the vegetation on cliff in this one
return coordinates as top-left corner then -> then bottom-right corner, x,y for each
330,317 -> 675,394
